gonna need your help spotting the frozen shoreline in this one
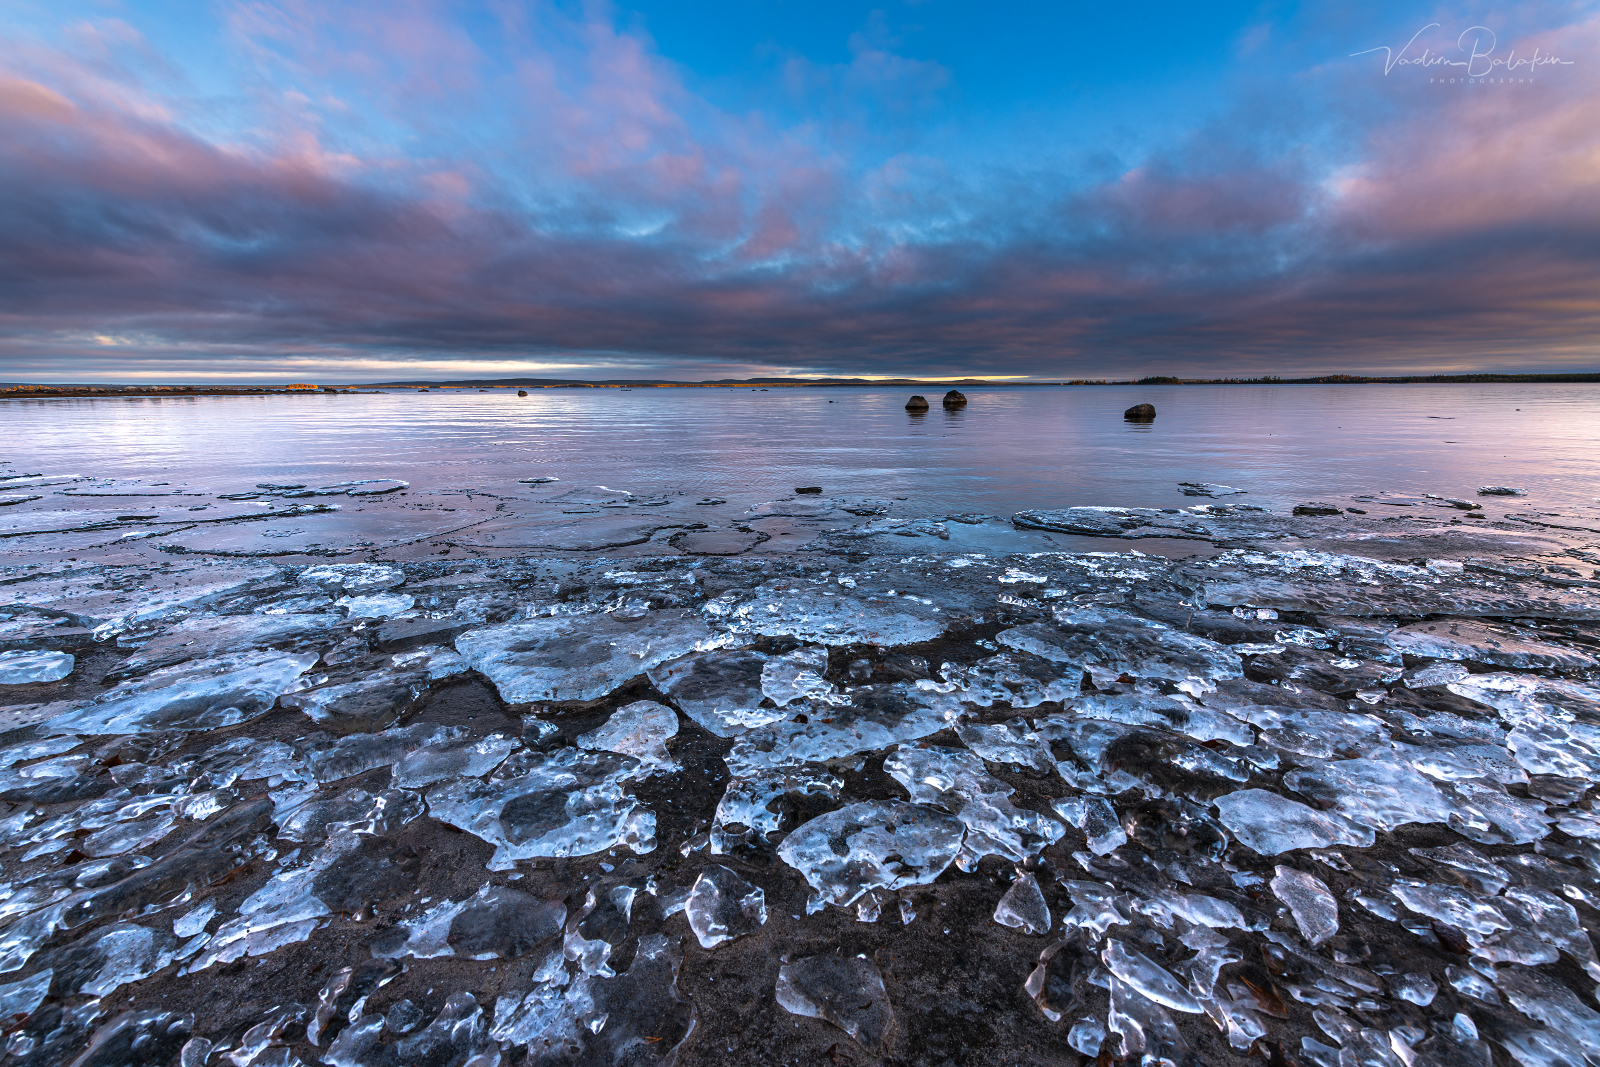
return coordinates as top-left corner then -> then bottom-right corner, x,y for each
1,489 -> 1599,1064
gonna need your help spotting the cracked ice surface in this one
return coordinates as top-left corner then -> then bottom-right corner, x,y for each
7,523 -> 1600,1065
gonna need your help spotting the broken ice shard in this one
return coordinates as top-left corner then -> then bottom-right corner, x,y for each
0,651 -> 74,685
775,954 -> 894,1052
685,865 -> 768,948
575,700 -> 680,775
883,745 -> 1064,870
1213,789 -> 1375,854
994,872 -> 1051,935
649,649 -> 787,736
1269,866 -> 1339,946
713,583 -> 945,646
41,650 -> 320,735
457,609 -> 722,702
426,746 -> 656,867
777,800 -> 964,911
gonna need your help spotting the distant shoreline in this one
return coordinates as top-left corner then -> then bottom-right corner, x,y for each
3,371 -> 1599,399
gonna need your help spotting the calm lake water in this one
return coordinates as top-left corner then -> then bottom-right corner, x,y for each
6,384 -> 1596,515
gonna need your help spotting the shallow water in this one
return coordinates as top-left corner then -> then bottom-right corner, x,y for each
6,383 -> 1596,512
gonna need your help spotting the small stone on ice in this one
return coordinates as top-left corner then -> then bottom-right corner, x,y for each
1269,865 -> 1339,945
575,700 -> 680,775
686,865 -> 767,948
994,873 -> 1051,935
0,650 -> 74,685
775,955 -> 894,1052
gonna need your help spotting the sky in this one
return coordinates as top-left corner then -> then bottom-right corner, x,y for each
0,0 -> 1596,383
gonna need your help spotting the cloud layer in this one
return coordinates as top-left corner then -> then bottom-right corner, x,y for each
1,2 -> 1596,381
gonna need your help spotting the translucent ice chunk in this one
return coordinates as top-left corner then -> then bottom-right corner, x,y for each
1103,939 -> 1203,1014
1107,973 -> 1188,1059
1496,965 -> 1600,1060
391,734 -> 517,789
710,766 -> 843,854
685,865 -> 767,948
1282,757 -> 1454,832
1439,778 -> 1554,844
1068,1016 -> 1107,1056
757,647 -> 839,708
0,651 -> 73,685
1050,795 -> 1127,856
716,584 -> 945,647
648,649 -> 786,736
884,745 -> 1064,870
325,992 -> 498,1067
374,883 -> 564,961
40,649 -> 320,735
110,613 -> 341,681
336,593 -> 414,619
919,652 -> 1080,709
1386,619 -> 1594,670
998,607 -> 1241,688
1389,882 -> 1511,938
575,700 -> 679,775
1213,789 -> 1375,854
723,686 -> 954,775
0,969 -> 50,1025
1270,866 -> 1338,946
775,954 -> 894,1052
57,923 -> 179,996
1502,886 -> 1600,979
1402,742 -> 1527,785
1448,673 -> 1600,726
457,610 -> 724,703
1071,692 -> 1254,746
299,563 -> 405,595
173,900 -> 217,939
955,719 -> 1055,774
305,723 -> 461,783
776,800 -> 964,911
1234,705 -> 1389,760
994,873 -> 1051,934
1506,718 -> 1600,780
426,747 -> 656,867
1391,972 -> 1437,1006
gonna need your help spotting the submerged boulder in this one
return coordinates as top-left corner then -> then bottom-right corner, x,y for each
943,389 -> 968,408
905,395 -> 929,411
1124,403 -> 1156,420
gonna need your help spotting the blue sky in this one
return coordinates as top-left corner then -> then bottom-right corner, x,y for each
0,0 -> 1595,382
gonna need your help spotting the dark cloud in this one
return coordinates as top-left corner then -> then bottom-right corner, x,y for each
1,4 -> 1597,381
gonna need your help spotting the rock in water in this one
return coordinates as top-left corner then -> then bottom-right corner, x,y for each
795,486 -> 823,495
905,395 -> 929,411
1124,403 -> 1156,420
1292,502 -> 1343,516
517,389 -> 527,396
1270,866 -> 1339,945
1478,486 -> 1523,495
943,390 -> 967,408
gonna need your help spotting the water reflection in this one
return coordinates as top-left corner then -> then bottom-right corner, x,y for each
4,384 -> 1595,514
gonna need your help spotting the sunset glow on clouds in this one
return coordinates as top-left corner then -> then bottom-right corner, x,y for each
0,0 -> 1596,382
